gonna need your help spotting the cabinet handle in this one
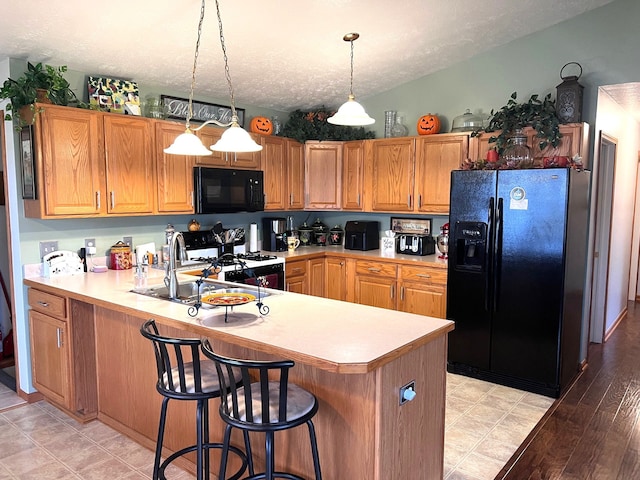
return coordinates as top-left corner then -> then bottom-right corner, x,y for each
367,267 -> 381,273
400,286 -> 405,301
290,193 -> 293,205
418,194 -> 422,208
357,193 -> 361,206
96,191 -> 101,209
56,327 -> 62,348
190,191 -> 194,208
391,284 -> 395,299
292,268 -> 302,273
37,301 -> 49,307
110,191 -> 115,209
408,194 -> 412,208
417,273 -> 431,278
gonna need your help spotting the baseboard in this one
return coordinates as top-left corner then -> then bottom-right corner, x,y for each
604,307 -> 628,342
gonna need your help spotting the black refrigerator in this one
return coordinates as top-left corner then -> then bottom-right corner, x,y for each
446,168 -> 590,397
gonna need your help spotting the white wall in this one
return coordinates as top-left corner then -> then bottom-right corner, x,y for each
592,91 -> 640,335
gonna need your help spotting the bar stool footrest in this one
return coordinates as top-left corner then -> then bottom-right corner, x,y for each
158,442 -> 247,480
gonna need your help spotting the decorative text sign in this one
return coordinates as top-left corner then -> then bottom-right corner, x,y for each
161,95 -> 245,127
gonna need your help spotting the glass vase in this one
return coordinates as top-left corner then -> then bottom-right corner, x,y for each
391,116 -> 409,137
502,129 -> 532,168
384,111 -> 396,138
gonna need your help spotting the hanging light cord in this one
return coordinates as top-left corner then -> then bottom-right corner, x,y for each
185,0 -> 206,131
349,38 -> 355,97
215,0 -> 239,126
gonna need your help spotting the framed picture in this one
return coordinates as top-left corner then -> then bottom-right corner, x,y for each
87,76 -> 141,115
161,95 -> 245,128
390,217 -> 432,235
20,126 -> 36,200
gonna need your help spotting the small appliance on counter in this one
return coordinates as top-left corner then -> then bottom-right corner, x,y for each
344,221 -> 380,251
396,234 -> 435,256
262,217 -> 287,252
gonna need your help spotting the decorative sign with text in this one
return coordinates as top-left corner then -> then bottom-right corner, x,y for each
161,95 -> 245,127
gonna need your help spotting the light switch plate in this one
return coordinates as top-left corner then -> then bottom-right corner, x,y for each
39,241 -> 59,260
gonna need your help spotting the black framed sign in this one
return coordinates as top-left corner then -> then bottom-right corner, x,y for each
160,95 -> 245,128
20,125 -> 36,200
390,217 -> 432,235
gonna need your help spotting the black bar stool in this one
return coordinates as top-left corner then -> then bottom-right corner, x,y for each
140,319 -> 249,480
201,340 -> 322,480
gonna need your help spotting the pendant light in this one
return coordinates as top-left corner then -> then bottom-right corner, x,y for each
164,0 -> 262,155
328,33 -> 375,126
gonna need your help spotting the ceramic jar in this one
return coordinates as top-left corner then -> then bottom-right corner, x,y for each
298,222 -> 313,247
329,225 -> 344,246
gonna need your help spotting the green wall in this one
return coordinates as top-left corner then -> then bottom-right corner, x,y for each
362,0 -> 640,140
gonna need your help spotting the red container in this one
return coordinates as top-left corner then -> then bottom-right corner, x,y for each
110,241 -> 132,270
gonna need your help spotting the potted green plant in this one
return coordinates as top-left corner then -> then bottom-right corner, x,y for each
0,62 -> 81,127
472,92 -> 562,154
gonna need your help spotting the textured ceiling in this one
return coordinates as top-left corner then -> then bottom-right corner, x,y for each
0,0 -> 615,112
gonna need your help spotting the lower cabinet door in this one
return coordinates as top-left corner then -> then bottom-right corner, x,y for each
29,311 -> 71,408
355,275 -> 396,310
398,282 -> 446,318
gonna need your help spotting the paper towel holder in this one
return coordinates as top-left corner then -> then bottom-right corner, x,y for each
249,222 -> 259,253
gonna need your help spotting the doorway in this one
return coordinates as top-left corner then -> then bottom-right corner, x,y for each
590,131 -> 618,344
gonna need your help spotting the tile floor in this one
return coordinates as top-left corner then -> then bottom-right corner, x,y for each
0,374 -> 554,479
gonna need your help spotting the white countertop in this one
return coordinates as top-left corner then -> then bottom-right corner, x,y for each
24,261 -> 453,374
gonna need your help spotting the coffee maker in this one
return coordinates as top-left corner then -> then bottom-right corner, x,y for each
262,217 -> 287,252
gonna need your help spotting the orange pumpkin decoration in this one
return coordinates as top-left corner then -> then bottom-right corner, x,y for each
250,116 -> 273,135
416,114 -> 441,135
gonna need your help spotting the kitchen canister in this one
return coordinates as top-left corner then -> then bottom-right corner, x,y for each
110,241 -> 133,270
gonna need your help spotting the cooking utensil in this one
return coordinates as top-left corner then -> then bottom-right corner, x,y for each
212,222 -> 224,243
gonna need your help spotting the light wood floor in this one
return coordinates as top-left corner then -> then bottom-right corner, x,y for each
497,301 -> 640,480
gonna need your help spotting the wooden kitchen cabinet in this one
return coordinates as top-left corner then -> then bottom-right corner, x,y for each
342,141 -> 365,210
24,104 -> 106,218
367,138 -> 416,212
397,265 -> 447,318
261,135 -> 288,210
194,125 -> 261,170
155,122 -> 194,213
469,123 -> 589,167
104,115 -> 155,214
286,139 -> 305,210
304,141 -> 343,210
415,134 -> 468,214
286,258 -> 308,294
325,256 -> 348,301
28,288 -> 97,420
354,260 -> 397,310
308,257 -> 325,297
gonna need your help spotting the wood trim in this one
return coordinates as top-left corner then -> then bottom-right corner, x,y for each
604,307 -> 627,342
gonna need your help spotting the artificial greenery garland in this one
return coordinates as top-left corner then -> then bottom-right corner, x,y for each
282,108 -> 376,143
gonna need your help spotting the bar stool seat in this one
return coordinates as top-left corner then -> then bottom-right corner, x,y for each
201,340 -> 322,480
140,319 -> 249,480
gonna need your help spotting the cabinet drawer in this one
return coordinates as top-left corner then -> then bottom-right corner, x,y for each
28,288 -> 67,319
399,265 -> 447,285
355,260 -> 397,277
286,260 -> 307,277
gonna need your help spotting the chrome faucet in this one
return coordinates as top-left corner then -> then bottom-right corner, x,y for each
164,231 -> 187,299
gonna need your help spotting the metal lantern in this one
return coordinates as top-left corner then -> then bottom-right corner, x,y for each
556,62 -> 584,123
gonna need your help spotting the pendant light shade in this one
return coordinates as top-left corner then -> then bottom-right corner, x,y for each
210,121 -> 263,152
164,0 -> 262,155
164,129 -> 213,156
328,33 -> 375,127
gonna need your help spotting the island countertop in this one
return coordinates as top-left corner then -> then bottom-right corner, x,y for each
24,268 -> 453,374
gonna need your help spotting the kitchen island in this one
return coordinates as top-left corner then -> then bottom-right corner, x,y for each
24,268 -> 453,479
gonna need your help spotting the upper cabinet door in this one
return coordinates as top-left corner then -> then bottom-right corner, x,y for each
304,141 -> 343,210
261,135 -> 288,210
104,115 -> 155,214
155,122 -> 194,214
369,138 -> 415,212
342,141 -> 365,211
415,134 -> 468,214
194,126 -> 261,170
34,105 -> 105,216
286,139 -> 305,210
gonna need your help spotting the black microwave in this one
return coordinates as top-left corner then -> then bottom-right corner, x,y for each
194,167 -> 265,214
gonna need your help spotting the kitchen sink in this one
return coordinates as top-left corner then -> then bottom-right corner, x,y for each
131,280 -> 272,306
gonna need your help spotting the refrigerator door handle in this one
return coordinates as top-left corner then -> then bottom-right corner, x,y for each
493,197 -> 504,313
486,197 -> 495,312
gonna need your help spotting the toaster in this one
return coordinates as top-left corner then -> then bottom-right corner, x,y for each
344,221 -> 380,251
396,234 -> 435,256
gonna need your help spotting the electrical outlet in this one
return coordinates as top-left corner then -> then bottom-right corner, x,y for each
399,381 -> 416,405
84,238 -> 96,249
39,241 -> 59,259
123,236 -> 133,247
